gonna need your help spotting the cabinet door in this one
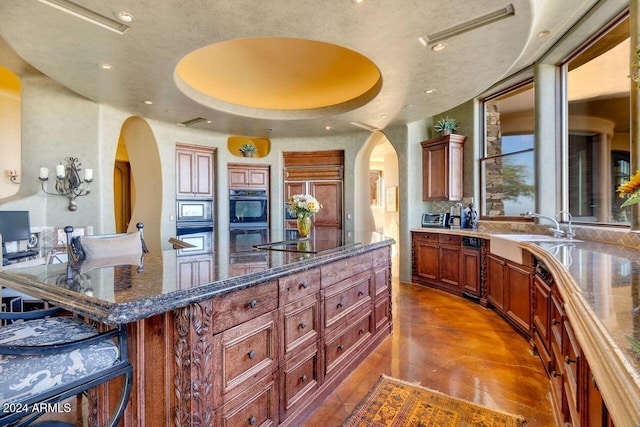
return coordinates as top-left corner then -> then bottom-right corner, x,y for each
228,167 -> 249,188
309,180 -> 342,229
176,146 -> 214,198
461,248 -> 481,296
413,240 -> 439,282
486,254 -> 506,312
248,168 -> 269,189
505,261 -> 532,335
422,143 -> 448,201
438,245 -> 460,288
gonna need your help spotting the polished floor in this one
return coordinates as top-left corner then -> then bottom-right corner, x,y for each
303,280 -> 556,426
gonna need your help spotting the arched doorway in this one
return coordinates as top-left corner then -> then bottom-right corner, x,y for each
115,117 -> 162,253
355,131 -> 399,276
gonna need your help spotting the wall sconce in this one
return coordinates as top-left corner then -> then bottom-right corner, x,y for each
6,170 -> 19,184
39,157 -> 93,211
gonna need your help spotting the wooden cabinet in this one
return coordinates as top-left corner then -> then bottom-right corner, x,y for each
283,151 -> 344,236
412,232 -> 461,294
176,144 -> 215,198
531,259 -> 614,427
228,163 -> 270,189
172,246 -> 392,427
421,134 -> 466,201
486,252 -> 532,336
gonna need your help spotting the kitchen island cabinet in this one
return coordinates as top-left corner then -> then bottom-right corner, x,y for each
0,233 -> 393,427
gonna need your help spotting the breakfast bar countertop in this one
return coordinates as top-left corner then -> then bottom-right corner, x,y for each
0,231 -> 394,325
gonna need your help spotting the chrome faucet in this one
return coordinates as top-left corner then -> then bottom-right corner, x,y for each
555,210 -> 576,239
523,211 -> 564,238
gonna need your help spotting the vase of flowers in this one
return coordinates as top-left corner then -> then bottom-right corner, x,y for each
287,194 -> 322,238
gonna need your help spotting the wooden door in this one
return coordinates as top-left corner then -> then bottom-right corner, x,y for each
461,248 -> 481,296
438,245 -> 461,288
414,241 -> 439,282
114,161 -> 132,233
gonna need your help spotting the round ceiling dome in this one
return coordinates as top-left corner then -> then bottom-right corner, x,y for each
174,37 -> 381,119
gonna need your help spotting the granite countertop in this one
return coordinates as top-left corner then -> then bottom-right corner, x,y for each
0,232 -> 394,325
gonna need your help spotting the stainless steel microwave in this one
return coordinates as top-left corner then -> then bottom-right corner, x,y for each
177,199 -> 213,223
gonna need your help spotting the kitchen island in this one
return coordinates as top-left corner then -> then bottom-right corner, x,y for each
0,232 -> 394,426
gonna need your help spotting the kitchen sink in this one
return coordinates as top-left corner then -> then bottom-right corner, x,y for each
489,234 -> 579,264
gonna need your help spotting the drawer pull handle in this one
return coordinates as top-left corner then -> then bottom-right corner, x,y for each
299,322 -> 307,329
248,416 -> 257,425
551,319 -> 559,325
300,282 -> 308,289
552,371 -> 561,378
358,290 -> 365,297
565,356 -> 576,365
337,344 -> 344,351
359,328 -> 365,334
300,374 -> 308,383
248,350 -> 256,360
248,300 -> 257,309
337,302 -> 344,309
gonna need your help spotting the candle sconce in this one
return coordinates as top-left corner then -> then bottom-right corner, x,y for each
39,157 -> 93,211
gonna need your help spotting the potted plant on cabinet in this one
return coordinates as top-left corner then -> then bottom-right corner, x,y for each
239,143 -> 257,157
434,116 -> 458,135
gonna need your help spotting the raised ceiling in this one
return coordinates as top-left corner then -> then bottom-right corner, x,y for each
0,0 -> 605,137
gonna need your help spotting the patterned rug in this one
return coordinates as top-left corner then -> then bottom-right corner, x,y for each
343,375 -> 526,427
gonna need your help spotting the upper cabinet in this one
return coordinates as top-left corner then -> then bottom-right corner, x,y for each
421,134 -> 466,201
176,144 -> 216,199
228,164 -> 270,189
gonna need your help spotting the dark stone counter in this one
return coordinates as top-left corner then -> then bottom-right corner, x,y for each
0,232 -> 394,325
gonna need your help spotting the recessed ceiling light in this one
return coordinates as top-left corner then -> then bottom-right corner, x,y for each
352,0 -> 364,3
325,126 -> 332,130
114,11 -> 134,23
424,88 -> 437,94
537,30 -> 551,37
380,114 -> 387,119
97,63 -> 112,70
431,43 -> 447,52
143,100 -> 153,105
206,120 -> 212,124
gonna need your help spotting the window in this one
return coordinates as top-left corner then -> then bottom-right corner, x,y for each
481,82 -> 535,217
564,15 -> 629,224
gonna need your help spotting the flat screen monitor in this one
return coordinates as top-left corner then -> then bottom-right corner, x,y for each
0,211 -> 31,245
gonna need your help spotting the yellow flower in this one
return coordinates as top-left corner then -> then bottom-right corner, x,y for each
617,170 -> 640,195
617,170 -> 640,207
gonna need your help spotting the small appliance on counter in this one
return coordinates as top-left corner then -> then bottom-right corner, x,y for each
421,213 -> 450,228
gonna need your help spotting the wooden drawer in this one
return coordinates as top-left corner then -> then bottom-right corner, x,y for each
282,294 -> 320,356
412,232 -> 438,243
216,372 -> 278,426
438,233 -> 461,245
211,280 -> 278,334
321,252 -> 372,288
323,308 -> 372,378
213,310 -> 278,402
323,270 -> 372,330
279,267 -> 320,306
280,343 -> 320,420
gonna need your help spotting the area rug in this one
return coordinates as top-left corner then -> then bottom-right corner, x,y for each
343,375 -> 526,427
